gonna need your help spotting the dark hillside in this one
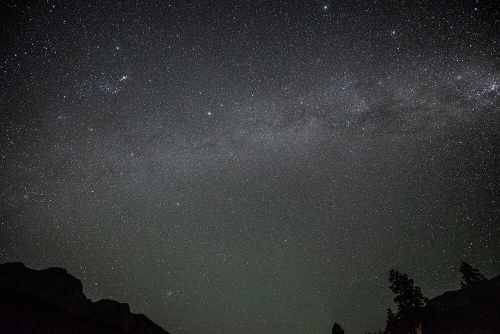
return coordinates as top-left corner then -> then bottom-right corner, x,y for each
0,262 -> 169,334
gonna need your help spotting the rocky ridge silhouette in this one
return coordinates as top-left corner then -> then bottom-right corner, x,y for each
0,262 -> 169,334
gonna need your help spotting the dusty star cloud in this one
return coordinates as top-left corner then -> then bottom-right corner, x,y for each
1,1 -> 500,333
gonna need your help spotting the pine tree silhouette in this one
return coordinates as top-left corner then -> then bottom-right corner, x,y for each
459,262 -> 487,288
386,269 -> 427,334
332,322 -> 345,334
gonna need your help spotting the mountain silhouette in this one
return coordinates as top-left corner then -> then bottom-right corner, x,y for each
0,262 -> 169,334
422,273 -> 500,333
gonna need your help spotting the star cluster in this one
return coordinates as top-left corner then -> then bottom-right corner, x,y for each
1,1 -> 500,333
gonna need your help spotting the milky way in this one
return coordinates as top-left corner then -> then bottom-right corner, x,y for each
1,1 -> 500,333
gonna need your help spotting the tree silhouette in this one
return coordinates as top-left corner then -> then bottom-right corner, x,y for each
386,269 -> 428,334
460,262 -> 487,288
332,322 -> 345,334
386,308 -> 398,334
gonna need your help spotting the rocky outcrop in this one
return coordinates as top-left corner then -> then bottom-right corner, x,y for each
425,289 -> 469,313
423,274 -> 500,334
0,262 -> 169,334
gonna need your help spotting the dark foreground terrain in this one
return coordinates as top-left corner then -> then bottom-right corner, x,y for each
422,273 -> 500,334
0,262 -> 169,334
2,261 -> 499,334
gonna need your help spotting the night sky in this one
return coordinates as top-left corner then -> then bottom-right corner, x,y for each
1,0 -> 500,333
